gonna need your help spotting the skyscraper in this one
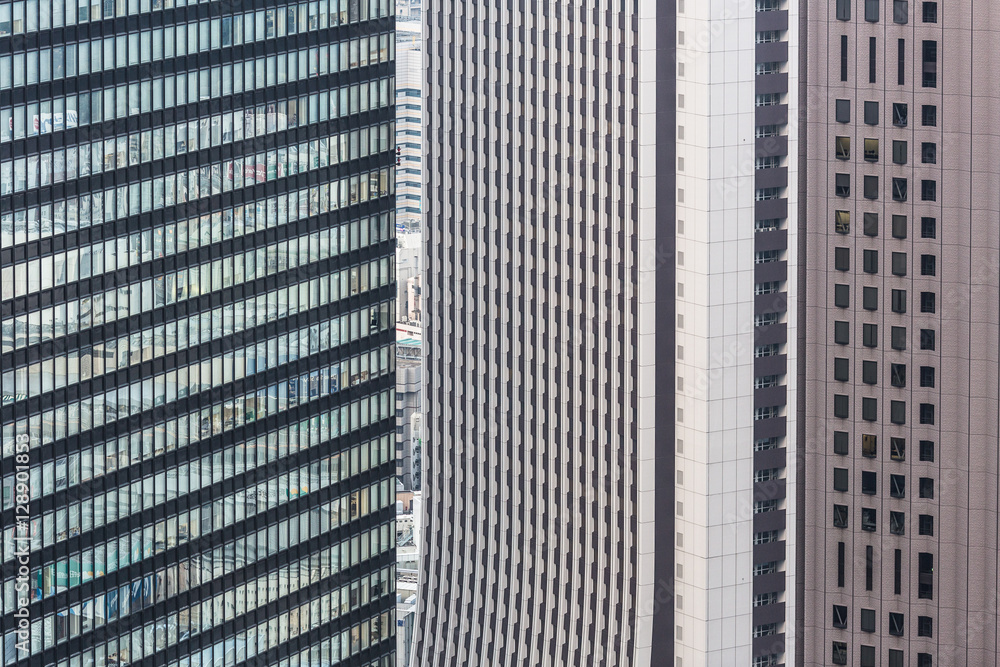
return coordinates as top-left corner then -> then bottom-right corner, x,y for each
0,2 -> 398,666
801,2 -> 1000,665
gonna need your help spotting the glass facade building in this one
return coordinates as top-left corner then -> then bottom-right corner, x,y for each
0,1 -> 398,666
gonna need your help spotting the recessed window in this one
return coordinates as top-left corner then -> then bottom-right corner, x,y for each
920,403 -> 935,424
892,140 -> 908,164
835,210 -> 851,234
863,249 -> 879,274
834,467 -> 849,492
860,608 -> 877,632
865,175 -> 880,199
834,394 -> 850,418
918,654 -> 933,667
920,328 -> 936,350
918,553 -> 934,599
891,326 -> 907,350
834,320 -> 850,345
837,0 -> 852,20
893,102 -> 908,126
864,100 -> 880,125
893,0 -> 909,22
891,437 -> 906,460
922,142 -> 937,163
922,1 -> 937,22
864,212 -> 880,236
889,612 -> 905,636
892,214 -> 907,239
862,470 -> 877,495
836,136 -> 851,159
862,360 -> 878,384
863,324 -> 879,348
919,515 -> 934,536
920,366 -> 935,387
890,399 -> 906,424
892,177 -> 908,201
861,646 -> 877,667
835,284 -> 850,308
833,642 -> 848,665
890,474 -> 906,498
892,252 -> 907,276
834,430 -> 849,455
891,289 -> 907,313
920,440 -> 935,461
834,357 -> 851,381
833,504 -> 849,528
865,0 -> 880,22
919,477 -> 934,498
889,649 -> 905,667
836,173 -> 851,197
890,510 -> 906,535
921,292 -> 936,313
836,99 -> 852,123
861,508 -> 877,532
922,104 -> 937,126
891,363 -> 907,387
918,615 -> 934,637
922,180 -> 937,201
862,397 -> 878,421
835,247 -> 851,271
833,605 -> 848,628
921,254 -> 936,275
923,40 -> 938,88
864,286 -> 879,310
921,216 -> 937,238
864,138 -> 880,161
862,434 -> 878,458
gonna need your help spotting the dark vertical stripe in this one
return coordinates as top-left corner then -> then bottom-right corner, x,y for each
652,0 -> 677,662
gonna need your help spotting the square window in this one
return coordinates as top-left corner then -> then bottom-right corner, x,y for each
891,363 -> 907,387
919,477 -> 934,498
891,326 -> 907,350
922,180 -> 937,201
920,440 -> 935,461
920,403 -> 935,424
892,252 -> 907,276
863,323 -> 879,348
921,216 -> 937,238
891,474 -> 906,498
833,605 -> 848,629
921,254 -> 937,276
919,514 -> 934,536
891,437 -> 906,461
863,249 -> 879,274
862,360 -> 878,384
922,142 -> 937,163
835,247 -> 851,271
889,612 -> 905,636
834,394 -> 850,418
833,504 -> 849,528
833,468 -> 849,492
921,292 -> 936,313
892,177 -> 908,201
833,642 -> 848,666
891,289 -> 907,313
834,321 -> 850,345
862,434 -> 878,458
834,430 -> 849,455
835,210 -> 851,233
893,102 -> 908,126
834,357 -> 850,381
920,329 -> 936,350
890,510 -> 906,534
835,173 -> 851,197
865,138 -> 880,162
918,615 -> 934,637
864,101 -> 880,125
862,470 -> 877,495
864,175 -> 879,199
920,366 -> 935,387
891,399 -> 906,424
864,212 -> 880,236
835,284 -> 850,308
922,1 -> 937,22
922,104 -> 937,126
864,288 -> 884,319
836,136 -> 851,159
891,214 -> 907,239
892,140 -> 908,164
862,397 -> 878,421
836,99 -> 851,123
861,508 -> 877,532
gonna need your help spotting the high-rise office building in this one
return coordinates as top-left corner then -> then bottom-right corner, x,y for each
417,0 -> 1000,665
800,2 -> 1000,666
0,2 -> 398,666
